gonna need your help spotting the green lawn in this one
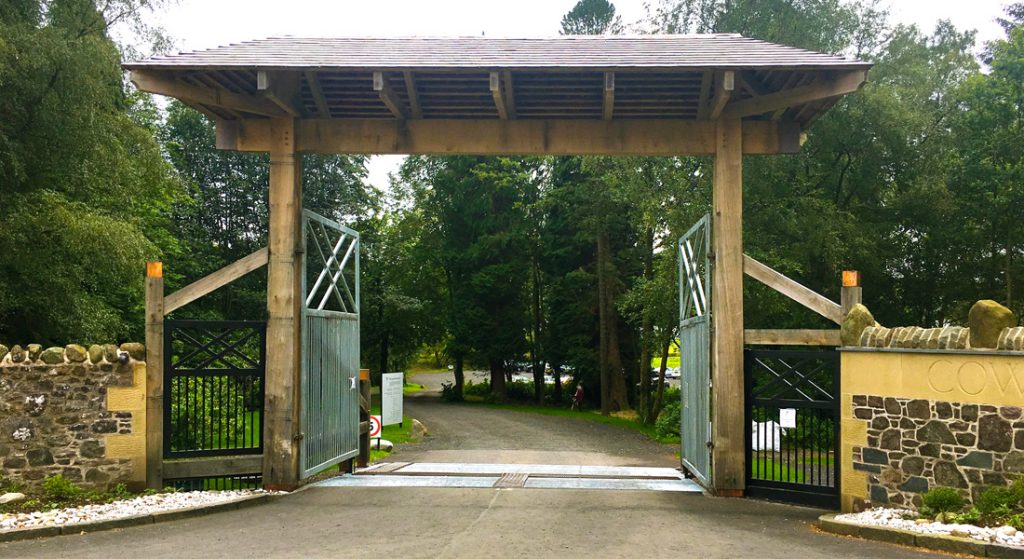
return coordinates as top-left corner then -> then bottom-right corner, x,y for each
750,456 -> 805,482
403,383 -> 425,395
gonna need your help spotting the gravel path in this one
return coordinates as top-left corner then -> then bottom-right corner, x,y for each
391,374 -> 678,467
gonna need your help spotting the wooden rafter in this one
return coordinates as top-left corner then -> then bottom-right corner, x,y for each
723,70 -> 867,119
708,70 -> 735,120
130,70 -> 284,117
257,71 -> 303,117
374,71 -> 406,119
744,329 -> 841,346
304,71 -> 331,118
403,71 -> 423,119
501,71 -> 517,119
490,72 -> 509,120
743,254 -> 843,324
695,71 -> 713,120
603,72 -> 615,120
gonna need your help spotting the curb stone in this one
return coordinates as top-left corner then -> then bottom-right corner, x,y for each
819,514 -> 1024,559
0,493 -> 275,543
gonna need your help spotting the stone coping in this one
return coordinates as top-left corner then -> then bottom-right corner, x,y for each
840,347 -> 1024,357
0,493 -> 275,543
819,514 -> 1024,558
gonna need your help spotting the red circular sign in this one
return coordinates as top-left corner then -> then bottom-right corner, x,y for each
369,416 -> 382,438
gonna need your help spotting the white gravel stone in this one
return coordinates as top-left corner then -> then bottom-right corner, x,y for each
835,508 -> 1024,549
0,489 -> 283,532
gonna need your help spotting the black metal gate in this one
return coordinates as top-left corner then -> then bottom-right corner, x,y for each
745,348 -> 840,508
164,320 -> 266,460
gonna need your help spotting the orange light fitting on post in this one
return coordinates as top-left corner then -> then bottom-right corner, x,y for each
842,270 -> 860,288
146,262 -> 163,278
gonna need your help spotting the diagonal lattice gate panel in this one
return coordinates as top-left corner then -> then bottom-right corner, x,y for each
300,210 -> 360,478
678,214 -> 712,487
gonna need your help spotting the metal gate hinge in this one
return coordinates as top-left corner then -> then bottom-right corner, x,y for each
294,432 -> 305,441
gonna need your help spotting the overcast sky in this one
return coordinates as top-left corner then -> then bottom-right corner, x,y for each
151,0 -> 1013,189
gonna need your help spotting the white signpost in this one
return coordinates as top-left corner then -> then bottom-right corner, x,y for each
381,372 -> 404,427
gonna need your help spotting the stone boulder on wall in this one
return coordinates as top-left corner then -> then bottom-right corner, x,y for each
969,300 -> 1017,349
842,304 -> 876,346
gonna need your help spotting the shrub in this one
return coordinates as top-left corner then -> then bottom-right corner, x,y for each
922,487 -> 965,514
440,382 -> 462,402
976,486 -> 1021,522
42,475 -> 82,501
655,400 -> 681,439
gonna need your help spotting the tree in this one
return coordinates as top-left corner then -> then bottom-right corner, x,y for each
0,0 -> 181,343
560,0 -> 623,35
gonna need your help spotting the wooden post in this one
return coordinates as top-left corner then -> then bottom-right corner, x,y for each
144,262 -> 164,490
841,270 -> 863,318
263,118 -> 304,490
711,118 -> 745,496
358,369 -> 370,468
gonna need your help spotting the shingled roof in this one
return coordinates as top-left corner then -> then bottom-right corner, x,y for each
127,35 -> 869,71
127,35 -> 869,125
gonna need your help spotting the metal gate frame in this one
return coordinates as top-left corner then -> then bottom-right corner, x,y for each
744,348 -> 840,508
678,214 -> 712,487
299,209 -> 361,478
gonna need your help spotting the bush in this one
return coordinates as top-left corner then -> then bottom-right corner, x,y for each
655,400 -> 681,439
42,475 -> 82,501
976,485 -> 1022,522
440,382 -> 463,402
922,487 -> 965,514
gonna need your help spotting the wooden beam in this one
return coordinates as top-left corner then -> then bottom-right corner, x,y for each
744,329 -> 841,346
722,70 -> 867,119
164,247 -> 269,315
603,72 -> 615,120
263,118 -> 303,490
490,72 -> 509,120
162,456 -> 263,479
695,71 -> 713,120
258,71 -> 303,117
216,118 -> 802,156
841,285 -> 863,318
373,71 -> 406,119
144,264 -> 164,490
708,70 -> 735,120
711,117 -> 745,494
131,70 -> 285,117
743,254 -> 844,324
501,71 -> 517,119
403,71 -> 422,119
304,71 -> 331,118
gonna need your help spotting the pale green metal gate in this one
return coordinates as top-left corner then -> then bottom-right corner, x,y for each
300,210 -> 360,478
678,214 -> 712,487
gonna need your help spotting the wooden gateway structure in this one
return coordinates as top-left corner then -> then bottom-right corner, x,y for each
127,35 -> 870,494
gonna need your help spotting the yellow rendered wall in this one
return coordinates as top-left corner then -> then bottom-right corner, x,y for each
105,362 -> 147,487
840,350 -> 1024,512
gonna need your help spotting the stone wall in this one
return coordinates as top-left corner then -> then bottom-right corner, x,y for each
0,343 -> 147,491
850,396 -> 1023,508
841,350 -> 1024,512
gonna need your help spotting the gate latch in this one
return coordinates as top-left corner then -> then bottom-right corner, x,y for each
294,432 -> 305,441
350,377 -> 357,390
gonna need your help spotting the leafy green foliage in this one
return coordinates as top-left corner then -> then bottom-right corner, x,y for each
42,474 -> 81,501
655,400 -> 681,439
922,487 -> 966,514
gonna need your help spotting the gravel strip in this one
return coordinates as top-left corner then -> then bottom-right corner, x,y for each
835,507 -> 1024,548
0,490 -> 281,532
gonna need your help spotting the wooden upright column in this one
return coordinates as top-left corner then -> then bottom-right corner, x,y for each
144,262 -> 164,490
711,118 -> 745,495
263,118 -> 303,490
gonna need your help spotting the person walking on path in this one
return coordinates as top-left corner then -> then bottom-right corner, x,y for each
571,383 -> 584,411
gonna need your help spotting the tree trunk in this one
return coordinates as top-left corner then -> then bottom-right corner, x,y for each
453,353 -> 465,399
598,230 -> 629,413
552,365 -> 563,403
638,227 -> 654,422
531,254 -> 545,403
490,358 -> 507,400
652,338 -> 671,420
597,232 -> 611,415
379,330 -> 389,379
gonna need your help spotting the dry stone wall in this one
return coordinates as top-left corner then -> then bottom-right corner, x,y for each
851,396 -> 1024,509
0,343 -> 146,491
